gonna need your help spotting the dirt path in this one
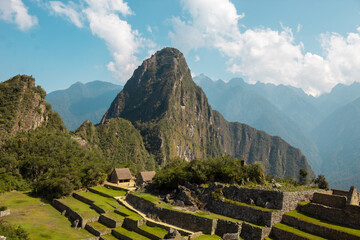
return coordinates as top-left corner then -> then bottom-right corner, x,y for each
115,196 -> 194,235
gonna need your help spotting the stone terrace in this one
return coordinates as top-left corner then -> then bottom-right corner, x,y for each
270,186 -> 360,240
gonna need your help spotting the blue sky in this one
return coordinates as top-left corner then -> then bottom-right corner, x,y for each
0,0 -> 360,96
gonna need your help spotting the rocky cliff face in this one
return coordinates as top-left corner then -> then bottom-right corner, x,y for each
0,75 -> 65,145
101,48 -> 314,179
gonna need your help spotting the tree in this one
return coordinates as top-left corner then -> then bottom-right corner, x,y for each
299,168 -> 308,185
314,174 -> 329,190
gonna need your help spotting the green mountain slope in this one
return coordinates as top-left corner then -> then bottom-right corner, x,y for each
46,80 -> 122,130
101,47 -> 314,179
0,75 -> 108,198
75,118 -> 156,173
194,75 -> 322,173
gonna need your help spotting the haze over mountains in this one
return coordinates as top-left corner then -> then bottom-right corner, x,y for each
46,81 -> 122,130
194,74 -> 360,189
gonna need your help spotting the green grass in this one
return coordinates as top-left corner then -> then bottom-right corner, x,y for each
102,211 -> 125,221
114,226 -> 151,240
115,206 -> 142,220
90,186 -> 127,197
192,234 -> 223,240
58,196 -> 99,219
100,234 -> 119,240
76,191 -> 121,211
86,221 -> 110,233
298,201 -> 310,206
274,223 -> 327,240
224,198 -> 277,212
286,210 -> 360,236
138,224 -> 167,237
132,191 -> 242,222
0,191 -> 94,240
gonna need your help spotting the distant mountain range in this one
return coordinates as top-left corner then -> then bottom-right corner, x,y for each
194,74 -> 360,189
46,81 -> 122,130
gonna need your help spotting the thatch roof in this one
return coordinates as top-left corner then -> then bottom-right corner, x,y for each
114,168 -> 132,180
139,171 -> 156,182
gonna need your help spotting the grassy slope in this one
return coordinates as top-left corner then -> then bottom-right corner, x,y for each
286,210 -> 360,236
0,191 -> 93,240
58,196 -> 99,219
132,192 -> 242,222
90,186 -> 127,197
76,190 -> 121,211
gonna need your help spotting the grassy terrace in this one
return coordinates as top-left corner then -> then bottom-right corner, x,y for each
58,196 -> 99,219
0,191 -> 93,240
86,221 -> 110,233
76,191 -> 121,211
224,197 -> 278,212
138,224 -> 168,238
90,186 -> 127,197
102,211 -> 125,221
273,223 -> 327,240
114,226 -> 151,240
192,234 -> 223,239
286,210 -> 360,236
101,234 -> 119,240
116,206 -> 143,220
132,191 -> 242,222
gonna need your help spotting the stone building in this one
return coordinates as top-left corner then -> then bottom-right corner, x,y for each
110,168 -> 132,184
136,171 -> 156,186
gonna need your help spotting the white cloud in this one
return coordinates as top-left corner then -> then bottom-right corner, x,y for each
297,24 -> 302,33
49,1 -> 83,28
147,25 -> 152,33
0,0 -> 38,31
47,0 -> 153,83
170,0 -> 360,96
195,55 -> 200,62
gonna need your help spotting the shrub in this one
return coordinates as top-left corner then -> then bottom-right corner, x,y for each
314,174 -> 329,190
0,206 -> 7,211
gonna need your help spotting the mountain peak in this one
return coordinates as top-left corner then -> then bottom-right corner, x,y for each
100,48 -> 313,179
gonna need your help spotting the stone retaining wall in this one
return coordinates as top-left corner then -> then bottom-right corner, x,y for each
111,229 -> 132,240
282,214 -> 360,240
271,226 -> 308,240
52,199 -> 99,228
0,209 -> 10,217
332,189 -> 349,196
240,222 -> 271,240
146,220 -> 191,236
221,185 -> 320,212
312,192 -> 346,209
126,193 -> 216,234
88,188 -> 113,198
99,214 -> 123,228
215,219 -> 242,238
85,223 -> 111,237
281,190 -> 320,212
206,199 -> 281,226
73,193 -> 94,205
104,184 -> 128,192
298,203 -> 360,229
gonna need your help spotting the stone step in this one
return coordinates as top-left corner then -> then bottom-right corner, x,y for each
112,226 -> 152,240
85,221 -> 112,237
100,234 -> 119,240
282,210 -> 360,240
99,212 -> 125,228
271,223 -> 327,240
207,198 -> 282,227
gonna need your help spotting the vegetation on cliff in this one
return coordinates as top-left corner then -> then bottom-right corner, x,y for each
74,118 -> 156,173
152,156 -> 265,190
0,75 -> 109,199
